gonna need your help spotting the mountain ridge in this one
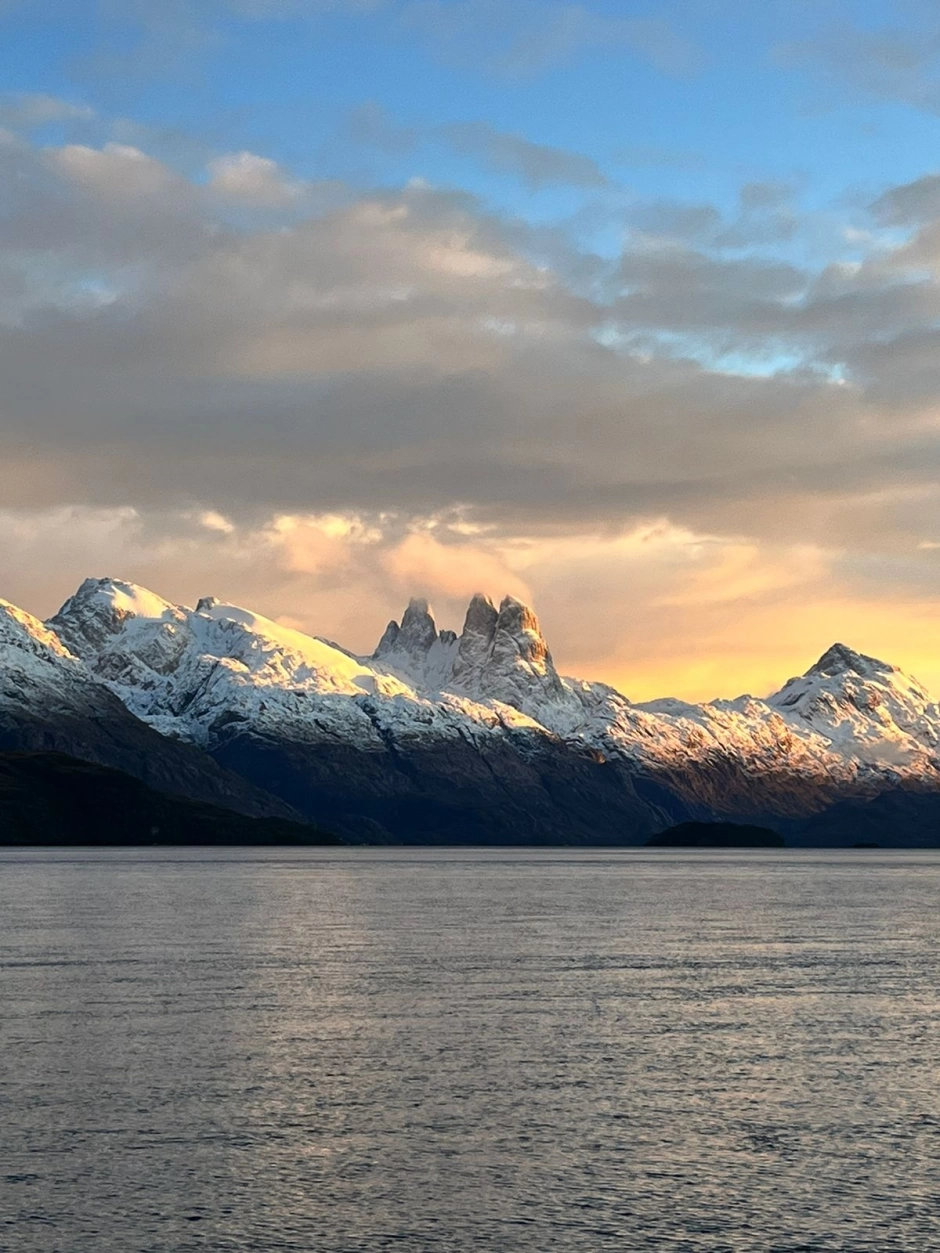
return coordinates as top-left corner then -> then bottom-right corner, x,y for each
4,574 -> 940,843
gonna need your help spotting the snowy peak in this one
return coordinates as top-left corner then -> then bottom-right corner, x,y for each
808,642 -> 896,681
49,576 -> 184,655
13,573 -> 940,815
0,598 -> 77,665
371,590 -> 566,712
490,595 -> 564,697
399,597 -> 437,654
375,619 -> 401,654
494,596 -> 557,677
0,598 -> 104,727
768,639 -> 939,762
375,597 -> 438,660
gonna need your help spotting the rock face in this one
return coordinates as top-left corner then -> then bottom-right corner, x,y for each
5,575 -> 940,843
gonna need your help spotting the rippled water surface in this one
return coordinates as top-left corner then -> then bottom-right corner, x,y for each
2,848 -> 940,1252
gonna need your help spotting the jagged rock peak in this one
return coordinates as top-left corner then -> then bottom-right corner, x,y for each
196,596 -> 220,613
496,595 -> 549,660
374,596 -> 440,660
401,597 -> 435,633
398,597 -> 438,655
808,643 -> 894,680
492,595 -> 563,692
451,594 -> 498,684
373,620 -> 400,656
462,593 -> 499,637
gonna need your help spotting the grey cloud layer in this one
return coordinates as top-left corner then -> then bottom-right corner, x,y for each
3,128 -> 940,561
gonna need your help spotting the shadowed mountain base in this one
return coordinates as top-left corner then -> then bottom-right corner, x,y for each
0,752 -> 340,846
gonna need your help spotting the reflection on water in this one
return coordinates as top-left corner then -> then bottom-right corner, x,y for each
2,848 -> 939,1252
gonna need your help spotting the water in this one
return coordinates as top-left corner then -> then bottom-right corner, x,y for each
1,848 -> 939,1253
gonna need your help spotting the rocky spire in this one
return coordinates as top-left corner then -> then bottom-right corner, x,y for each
373,619 -> 401,657
491,595 -> 565,700
398,598 -> 438,657
450,592 -> 564,710
451,593 -> 498,686
373,597 -> 440,661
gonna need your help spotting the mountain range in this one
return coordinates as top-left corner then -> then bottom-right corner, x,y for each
3,576 -> 940,845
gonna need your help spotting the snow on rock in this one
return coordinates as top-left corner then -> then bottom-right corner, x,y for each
375,591 -> 567,719
0,596 -> 112,723
25,576 -> 940,813
1,598 -> 78,666
448,594 -> 567,715
768,643 -> 940,767
372,597 -> 459,691
48,580 -> 523,753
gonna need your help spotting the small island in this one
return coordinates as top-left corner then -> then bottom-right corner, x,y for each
647,821 -> 784,848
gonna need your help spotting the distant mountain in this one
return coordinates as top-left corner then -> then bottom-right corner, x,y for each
3,575 -> 940,843
0,752 -> 339,846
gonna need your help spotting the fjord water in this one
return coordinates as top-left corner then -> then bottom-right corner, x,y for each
2,850 -> 939,1252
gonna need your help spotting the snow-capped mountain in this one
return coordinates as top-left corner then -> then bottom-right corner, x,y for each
5,574 -> 940,842
42,579 -> 651,843
0,596 -> 302,821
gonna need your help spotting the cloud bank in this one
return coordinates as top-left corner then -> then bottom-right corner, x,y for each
4,93 -> 940,698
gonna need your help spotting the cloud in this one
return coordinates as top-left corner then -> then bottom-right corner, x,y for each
615,143 -> 707,173
781,16 -> 940,114
400,1 -> 704,78
624,182 -> 801,250
207,151 -> 304,206
0,93 -> 95,129
6,128 -> 940,691
442,120 -> 609,189
346,104 -> 610,190
9,502 -> 940,705
871,172 -> 940,225
345,101 -> 419,155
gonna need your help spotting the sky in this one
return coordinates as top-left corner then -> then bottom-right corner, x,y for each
5,0 -> 940,700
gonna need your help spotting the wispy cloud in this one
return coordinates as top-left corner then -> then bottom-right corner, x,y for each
400,0 -> 705,78
781,17 -> 940,114
442,121 -> 609,189
345,102 -> 611,190
0,93 -> 95,129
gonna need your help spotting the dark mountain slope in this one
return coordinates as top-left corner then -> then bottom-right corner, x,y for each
0,752 -> 340,846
